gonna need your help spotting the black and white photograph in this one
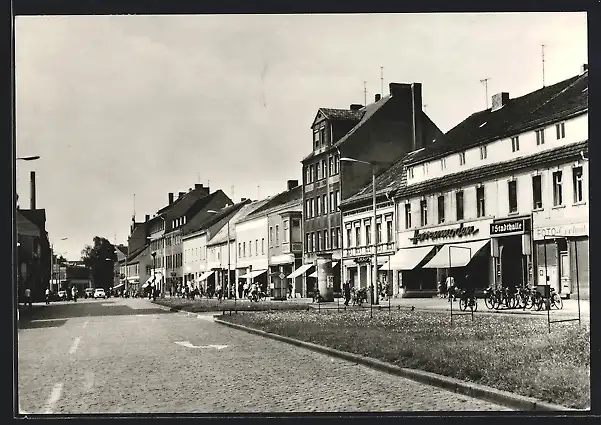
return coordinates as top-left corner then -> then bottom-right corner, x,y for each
13,9 -> 590,415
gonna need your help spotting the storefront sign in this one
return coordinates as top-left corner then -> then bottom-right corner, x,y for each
490,219 -> 528,236
409,223 -> 479,245
533,222 -> 588,241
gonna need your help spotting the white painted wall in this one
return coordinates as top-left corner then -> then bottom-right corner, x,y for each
235,216 -> 269,270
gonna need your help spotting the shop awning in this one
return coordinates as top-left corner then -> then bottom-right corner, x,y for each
308,262 -> 339,278
198,271 -> 215,281
286,264 -> 313,279
239,269 -> 267,279
113,283 -> 124,290
422,239 -> 490,269
141,276 -> 154,289
379,246 -> 435,271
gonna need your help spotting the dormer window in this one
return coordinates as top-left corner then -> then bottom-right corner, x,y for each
459,152 -> 466,166
408,167 -> 414,179
535,129 -> 545,145
313,130 -> 320,149
423,162 -> 429,175
479,145 -> 488,160
556,122 -> 566,139
511,136 -> 520,152
440,157 -> 447,170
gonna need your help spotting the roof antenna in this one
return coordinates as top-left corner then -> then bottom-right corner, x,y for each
380,67 -> 384,98
363,81 -> 367,106
257,185 -> 260,200
133,193 -> 136,221
542,44 -> 546,87
480,78 -> 491,109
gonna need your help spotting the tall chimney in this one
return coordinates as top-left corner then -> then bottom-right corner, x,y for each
581,63 -> 588,74
349,104 -> 363,111
168,193 -> 174,204
30,171 -> 36,209
491,92 -> 510,112
287,180 -> 299,190
145,214 -> 150,222
375,94 -> 381,102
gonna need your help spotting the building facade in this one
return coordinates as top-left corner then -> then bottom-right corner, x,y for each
302,82 -> 443,300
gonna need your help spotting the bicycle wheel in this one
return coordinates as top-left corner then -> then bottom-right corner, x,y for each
524,295 -> 534,310
552,294 -> 563,310
484,295 -> 495,310
459,298 -> 468,311
471,298 -> 478,312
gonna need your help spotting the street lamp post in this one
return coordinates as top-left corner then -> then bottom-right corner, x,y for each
339,157 -> 380,311
208,207 -> 233,302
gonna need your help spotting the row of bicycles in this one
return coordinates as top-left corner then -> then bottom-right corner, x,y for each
483,285 -> 564,311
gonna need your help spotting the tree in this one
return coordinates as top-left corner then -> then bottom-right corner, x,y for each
81,236 -> 117,291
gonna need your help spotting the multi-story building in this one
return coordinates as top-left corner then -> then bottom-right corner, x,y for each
301,82 -> 443,300
125,244 -> 151,295
342,66 -> 588,299
146,185 -> 232,295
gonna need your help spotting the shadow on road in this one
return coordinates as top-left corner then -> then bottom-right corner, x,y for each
18,318 -> 69,330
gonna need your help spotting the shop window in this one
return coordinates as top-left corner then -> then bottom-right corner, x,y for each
476,186 -> 486,217
420,199 -> 428,226
532,175 -> 543,209
405,203 -> 412,229
456,191 -> 464,220
437,195 -> 445,224
553,171 -> 563,206
508,180 -> 518,213
511,136 -> 520,152
572,166 -> 583,203
535,129 -> 545,145
556,122 -> 566,139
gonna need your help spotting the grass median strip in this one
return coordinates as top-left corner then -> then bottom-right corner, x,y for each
153,297 -> 311,313
219,309 -> 590,410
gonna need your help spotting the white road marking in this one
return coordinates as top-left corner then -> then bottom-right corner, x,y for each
174,341 -> 228,350
68,337 -> 81,354
83,371 -> 94,392
42,383 -> 63,414
82,321 -> 88,328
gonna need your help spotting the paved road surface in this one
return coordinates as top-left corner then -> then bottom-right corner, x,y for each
17,298 -> 510,413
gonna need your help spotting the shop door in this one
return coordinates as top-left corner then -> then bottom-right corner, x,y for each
559,252 -> 571,296
359,266 -> 367,289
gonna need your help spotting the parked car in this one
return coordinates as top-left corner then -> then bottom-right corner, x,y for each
84,288 -> 94,299
57,290 -> 67,301
94,288 -> 106,299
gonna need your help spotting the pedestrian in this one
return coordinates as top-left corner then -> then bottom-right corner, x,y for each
24,287 -> 32,308
288,283 -> 293,300
71,286 -> 77,302
45,288 -> 51,305
343,280 -> 351,306
445,273 -> 456,301
238,282 -> 243,299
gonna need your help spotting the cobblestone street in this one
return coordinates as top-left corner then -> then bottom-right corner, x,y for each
18,298 -> 510,413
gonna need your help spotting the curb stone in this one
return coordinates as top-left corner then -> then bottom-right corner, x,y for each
214,317 -> 578,412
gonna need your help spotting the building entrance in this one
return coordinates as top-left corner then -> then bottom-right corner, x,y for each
499,236 -> 526,289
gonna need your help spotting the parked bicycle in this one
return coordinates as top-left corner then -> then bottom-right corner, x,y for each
352,287 -> 367,306
457,288 -> 478,312
534,286 -> 563,311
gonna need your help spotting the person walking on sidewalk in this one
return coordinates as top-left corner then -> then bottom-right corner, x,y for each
343,280 -> 351,306
24,288 -> 32,308
45,288 -> 51,305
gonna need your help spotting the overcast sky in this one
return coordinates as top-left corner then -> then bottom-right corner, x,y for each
15,13 -> 587,260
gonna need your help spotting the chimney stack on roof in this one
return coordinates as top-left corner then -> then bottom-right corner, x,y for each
145,214 -> 150,222
287,180 -> 299,190
30,171 -> 36,210
581,64 -> 588,74
178,191 -> 185,199
349,104 -> 363,111
195,183 -> 204,189
491,92 -> 510,112
375,94 -> 381,102
241,198 -> 248,202
168,193 -> 174,204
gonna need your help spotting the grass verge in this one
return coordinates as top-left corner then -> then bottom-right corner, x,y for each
220,309 -> 590,409
153,297 -> 311,313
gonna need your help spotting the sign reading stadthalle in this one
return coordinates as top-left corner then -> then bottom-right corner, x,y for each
409,223 -> 479,245
490,218 -> 530,236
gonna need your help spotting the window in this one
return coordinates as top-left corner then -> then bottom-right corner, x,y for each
437,195 -> 445,224
408,167 -> 414,179
573,167 -> 583,203
322,160 -> 327,179
320,128 -> 326,145
314,164 -> 319,181
386,220 -> 393,243
269,226 -> 274,247
255,239 -> 258,255
315,196 -> 321,216
365,222 -> 371,246
243,242 -> 246,257
420,199 -> 428,226
311,233 -> 316,252
305,166 -> 311,184
337,227 -> 342,249
456,191 -> 464,221
249,240 -> 252,256
306,233 -> 311,252
459,152 -> 466,166
329,156 -> 334,176
283,220 -> 289,243
275,225 -> 280,246
313,130 -> 320,149
305,200 -> 311,218
532,175 -> 542,209
308,165 -> 314,183
355,226 -> 361,246
511,136 -> 520,152
535,129 -> 545,145
335,190 -> 340,211
476,186 -> 486,217
322,194 -> 327,215
376,221 -> 382,244
331,229 -> 337,249
310,198 -> 315,218
334,154 -> 340,174
404,203 -> 412,229
556,122 -> 566,139
330,192 -> 335,212
316,231 -> 321,251
480,145 -> 488,160
346,228 -> 352,248
440,157 -> 447,170
508,180 -> 518,213
316,163 -> 320,180
323,230 -> 328,250
553,171 -> 563,206
423,163 -> 429,175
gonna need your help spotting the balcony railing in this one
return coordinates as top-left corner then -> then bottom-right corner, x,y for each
343,242 -> 395,258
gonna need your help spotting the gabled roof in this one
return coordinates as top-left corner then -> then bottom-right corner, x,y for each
123,244 -> 149,263
405,71 -> 588,166
176,190 -> 231,236
244,185 -> 303,220
303,95 -> 391,162
18,209 -> 46,231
